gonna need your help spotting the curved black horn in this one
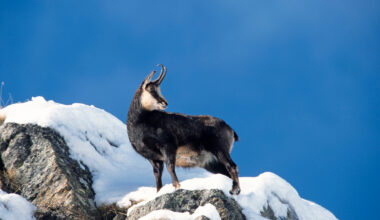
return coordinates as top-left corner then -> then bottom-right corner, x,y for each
153,64 -> 167,84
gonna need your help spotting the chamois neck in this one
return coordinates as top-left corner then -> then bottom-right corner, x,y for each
127,87 -> 155,124
128,90 -> 142,118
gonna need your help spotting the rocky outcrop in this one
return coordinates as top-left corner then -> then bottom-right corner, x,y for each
0,123 -> 97,219
124,189 -> 300,220
0,122 -> 302,220
126,189 -> 246,220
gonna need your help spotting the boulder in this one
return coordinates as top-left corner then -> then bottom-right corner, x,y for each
0,123 -> 97,219
125,188 -> 300,220
127,189 -> 246,220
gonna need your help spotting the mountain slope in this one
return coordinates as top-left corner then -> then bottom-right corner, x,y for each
0,97 -> 337,220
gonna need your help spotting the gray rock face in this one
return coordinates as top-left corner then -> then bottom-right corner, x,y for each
0,123 -> 97,219
127,189 -> 246,220
261,204 -> 299,220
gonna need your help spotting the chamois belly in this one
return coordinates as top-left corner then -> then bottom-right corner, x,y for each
175,145 -> 215,167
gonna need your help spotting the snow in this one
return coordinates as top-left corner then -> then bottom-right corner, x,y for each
0,97 -> 337,220
0,189 -> 36,220
139,203 -> 221,220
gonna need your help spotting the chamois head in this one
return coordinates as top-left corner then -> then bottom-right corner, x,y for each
140,64 -> 168,111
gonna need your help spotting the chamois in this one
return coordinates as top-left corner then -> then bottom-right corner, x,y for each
127,65 -> 241,195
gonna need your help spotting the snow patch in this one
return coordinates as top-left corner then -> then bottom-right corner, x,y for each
0,189 -> 36,220
139,203 -> 221,220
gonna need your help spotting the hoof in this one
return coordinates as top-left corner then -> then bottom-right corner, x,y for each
229,187 -> 241,195
174,183 -> 181,190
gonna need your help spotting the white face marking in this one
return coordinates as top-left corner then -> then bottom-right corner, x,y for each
140,89 -> 166,111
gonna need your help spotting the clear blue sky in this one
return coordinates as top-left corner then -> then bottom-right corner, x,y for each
1,1 -> 379,219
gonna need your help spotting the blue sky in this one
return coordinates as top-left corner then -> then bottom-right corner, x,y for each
1,1 -> 379,219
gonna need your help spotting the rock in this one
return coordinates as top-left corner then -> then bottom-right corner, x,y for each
261,204 -> 298,220
0,123 -> 97,219
194,216 -> 210,220
127,189 -> 246,220
126,188 -> 300,220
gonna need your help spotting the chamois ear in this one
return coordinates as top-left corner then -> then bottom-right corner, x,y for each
142,70 -> 156,89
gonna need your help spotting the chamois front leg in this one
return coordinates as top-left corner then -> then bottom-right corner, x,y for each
149,159 -> 164,192
162,146 -> 181,190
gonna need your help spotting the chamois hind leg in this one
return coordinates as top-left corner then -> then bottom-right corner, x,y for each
149,159 -> 163,192
216,151 -> 241,195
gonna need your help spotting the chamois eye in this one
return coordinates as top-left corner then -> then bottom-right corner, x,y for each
146,83 -> 155,90
150,86 -> 158,92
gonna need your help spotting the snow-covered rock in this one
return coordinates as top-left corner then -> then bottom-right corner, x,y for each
127,189 -> 244,220
0,97 -> 205,205
0,97 -> 337,220
120,173 -> 336,220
